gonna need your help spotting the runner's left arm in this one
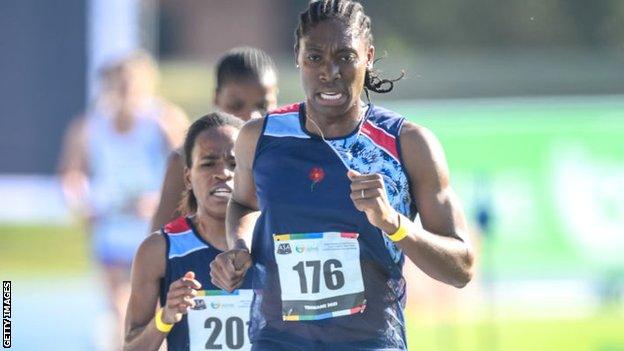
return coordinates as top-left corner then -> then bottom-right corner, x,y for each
348,122 -> 474,288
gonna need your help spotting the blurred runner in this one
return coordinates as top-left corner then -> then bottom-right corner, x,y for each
149,47 -> 278,232
58,51 -> 188,351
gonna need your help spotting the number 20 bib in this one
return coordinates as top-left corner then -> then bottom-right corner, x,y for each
187,289 -> 253,351
273,232 -> 366,321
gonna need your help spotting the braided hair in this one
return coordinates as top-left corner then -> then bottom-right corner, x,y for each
215,47 -> 277,91
295,0 -> 404,99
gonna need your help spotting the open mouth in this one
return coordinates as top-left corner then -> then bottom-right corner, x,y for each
319,92 -> 342,100
316,91 -> 346,105
210,187 -> 232,198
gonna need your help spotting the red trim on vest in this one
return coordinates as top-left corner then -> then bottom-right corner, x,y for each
268,103 -> 299,115
163,216 -> 191,235
361,121 -> 399,161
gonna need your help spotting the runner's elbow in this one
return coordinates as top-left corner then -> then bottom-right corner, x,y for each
452,246 -> 475,288
122,326 -> 143,351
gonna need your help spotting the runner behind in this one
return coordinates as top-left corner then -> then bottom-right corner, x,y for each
124,113 -> 253,351
149,47 -> 278,232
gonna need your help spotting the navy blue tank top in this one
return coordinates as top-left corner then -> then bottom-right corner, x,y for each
160,216 -> 253,351
249,103 -> 415,349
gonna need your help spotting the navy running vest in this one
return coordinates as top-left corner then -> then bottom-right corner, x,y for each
161,216 -> 253,351
249,103 -> 416,349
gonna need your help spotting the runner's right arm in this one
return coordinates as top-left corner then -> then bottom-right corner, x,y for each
58,117 -> 90,219
156,102 -> 189,150
123,234 -> 201,351
149,150 -> 186,233
226,118 -> 264,250
210,118 -> 263,292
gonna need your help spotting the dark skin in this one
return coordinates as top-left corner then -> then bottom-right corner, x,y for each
215,76 -> 278,121
124,127 -> 240,351
149,77 -> 278,233
211,19 -> 474,292
300,19 -> 374,137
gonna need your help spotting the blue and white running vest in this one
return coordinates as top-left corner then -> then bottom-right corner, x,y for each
161,216 -> 253,351
249,102 -> 416,349
86,104 -> 168,265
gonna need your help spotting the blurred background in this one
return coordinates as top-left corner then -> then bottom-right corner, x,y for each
1,0 -> 623,350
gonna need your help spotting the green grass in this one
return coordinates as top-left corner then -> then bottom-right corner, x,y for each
0,224 -> 90,278
406,314 -> 624,351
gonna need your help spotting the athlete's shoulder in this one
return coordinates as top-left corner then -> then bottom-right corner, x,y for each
368,104 -> 429,140
163,216 -> 192,235
399,121 -> 435,144
262,102 -> 308,139
267,102 -> 301,116
153,101 -> 189,148
160,100 -> 188,118
359,105 -> 406,156
368,104 -> 406,130
166,148 -> 184,165
134,232 -> 167,279
399,121 -> 449,181
162,216 -> 213,259
238,117 -> 265,146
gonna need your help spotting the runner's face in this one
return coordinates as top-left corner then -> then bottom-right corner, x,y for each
186,126 -> 238,219
110,65 -> 152,116
297,19 -> 374,118
215,75 -> 278,121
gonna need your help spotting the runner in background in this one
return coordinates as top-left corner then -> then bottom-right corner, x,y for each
149,47 -> 278,233
58,51 -> 188,351
124,113 -> 253,351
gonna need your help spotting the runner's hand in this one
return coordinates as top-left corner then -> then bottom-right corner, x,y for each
161,271 -> 202,324
347,170 -> 400,235
210,249 -> 252,292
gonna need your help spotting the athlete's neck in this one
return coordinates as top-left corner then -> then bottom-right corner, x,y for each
192,211 -> 228,251
112,111 -> 136,133
305,100 -> 366,139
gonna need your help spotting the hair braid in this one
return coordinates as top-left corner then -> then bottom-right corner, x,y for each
295,0 -> 403,98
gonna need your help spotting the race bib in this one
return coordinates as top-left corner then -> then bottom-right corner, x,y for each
273,232 -> 366,321
187,289 -> 253,351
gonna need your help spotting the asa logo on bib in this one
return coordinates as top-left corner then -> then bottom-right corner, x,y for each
192,299 -> 206,310
277,243 -> 292,255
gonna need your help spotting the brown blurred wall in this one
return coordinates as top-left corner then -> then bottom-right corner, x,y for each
159,0 -> 297,60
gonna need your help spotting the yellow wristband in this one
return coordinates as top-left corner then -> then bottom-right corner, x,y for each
155,308 -> 174,333
386,214 -> 409,242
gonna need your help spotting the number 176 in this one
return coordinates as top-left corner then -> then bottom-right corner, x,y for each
291,259 -> 345,294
